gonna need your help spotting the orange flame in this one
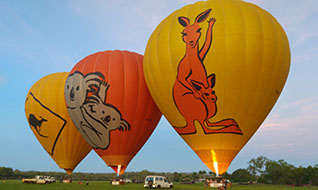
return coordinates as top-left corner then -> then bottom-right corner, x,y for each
211,150 -> 219,176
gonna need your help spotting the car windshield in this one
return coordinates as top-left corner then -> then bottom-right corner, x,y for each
146,177 -> 154,182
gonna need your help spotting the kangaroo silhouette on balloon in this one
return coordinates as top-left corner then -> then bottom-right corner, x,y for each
173,9 -> 242,135
28,114 -> 48,138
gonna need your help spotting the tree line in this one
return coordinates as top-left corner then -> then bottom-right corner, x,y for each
231,156 -> 318,186
1,156 -> 317,186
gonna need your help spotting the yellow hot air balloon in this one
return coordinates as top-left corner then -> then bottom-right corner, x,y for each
143,0 -> 290,175
25,72 -> 92,174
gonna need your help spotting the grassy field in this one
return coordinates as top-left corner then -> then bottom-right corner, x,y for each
1,180 -> 318,190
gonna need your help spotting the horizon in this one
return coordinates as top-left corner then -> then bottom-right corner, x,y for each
0,0 -> 317,175
3,154 -> 316,174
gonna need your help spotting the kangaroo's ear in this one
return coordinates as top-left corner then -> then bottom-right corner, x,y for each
208,74 -> 216,88
195,9 -> 212,23
178,16 -> 190,27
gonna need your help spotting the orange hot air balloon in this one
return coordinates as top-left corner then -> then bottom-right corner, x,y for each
25,72 -> 92,174
143,0 -> 290,175
64,50 -> 162,175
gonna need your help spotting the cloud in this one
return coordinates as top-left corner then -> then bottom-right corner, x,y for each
69,0 -> 123,19
177,0 -> 198,4
280,97 -> 318,110
131,1 -> 169,30
264,142 -> 298,153
262,96 -> 318,131
0,2 -> 75,71
68,0 -> 181,53
71,0 -> 171,29
245,0 -> 318,51
246,0 -> 318,24
0,3 -> 34,36
252,96 -> 318,156
293,32 -> 318,48
281,1 -> 318,29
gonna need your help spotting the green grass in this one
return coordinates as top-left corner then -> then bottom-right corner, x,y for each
1,180 -> 318,190
231,184 -> 318,190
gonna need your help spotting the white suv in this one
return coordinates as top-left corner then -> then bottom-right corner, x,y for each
144,175 -> 173,189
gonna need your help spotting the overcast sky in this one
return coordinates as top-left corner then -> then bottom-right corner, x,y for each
0,0 -> 317,174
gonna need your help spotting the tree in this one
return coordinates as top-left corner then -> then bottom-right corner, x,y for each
304,165 -> 318,185
0,167 -> 14,179
291,167 -> 305,186
192,172 -> 199,180
262,159 -> 295,184
197,170 -> 206,179
231,169 -> 254,183
222,172 -> 231,179
173,172 -> 181,182
248,156 -> 268,180
208,171 -> 216,177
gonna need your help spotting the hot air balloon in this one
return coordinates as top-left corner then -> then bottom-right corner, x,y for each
64,50 -> 162,175
143,0 -> 290,175
25,72 -> 92,174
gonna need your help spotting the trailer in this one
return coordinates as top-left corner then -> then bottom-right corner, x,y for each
22,175 -> 53,184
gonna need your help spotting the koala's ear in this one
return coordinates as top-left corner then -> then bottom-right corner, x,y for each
86,72 -> 105,80
119,119 -> 130,131
70,71 -> 85,77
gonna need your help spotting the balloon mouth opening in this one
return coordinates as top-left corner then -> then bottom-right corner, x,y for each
211,150 -> 219,176
64,168 -> 73,175
110,165 -> 126,176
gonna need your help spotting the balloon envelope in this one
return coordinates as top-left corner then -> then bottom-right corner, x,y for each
25,72 -> 92,174
65,50 -> 162,175
143,0 -> 290,174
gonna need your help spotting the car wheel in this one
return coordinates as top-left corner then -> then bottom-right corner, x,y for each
157,185 -> 161,189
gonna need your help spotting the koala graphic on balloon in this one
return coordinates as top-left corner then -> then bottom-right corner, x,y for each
64,71 -> 130,150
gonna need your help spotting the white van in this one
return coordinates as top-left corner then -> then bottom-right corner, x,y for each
144,175 -> 173,189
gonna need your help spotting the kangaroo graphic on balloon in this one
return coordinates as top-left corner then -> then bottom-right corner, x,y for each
28,114 -> 48,138
65,72 -> 130,149
173,9 -> 243,135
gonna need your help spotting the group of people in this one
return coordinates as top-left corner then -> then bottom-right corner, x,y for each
205,178 -> 231,189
